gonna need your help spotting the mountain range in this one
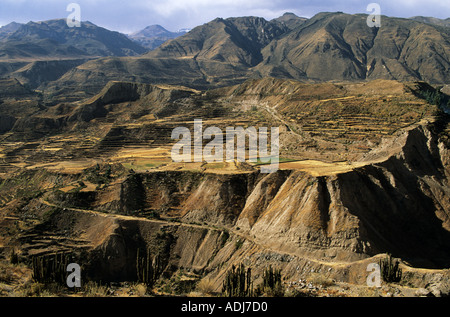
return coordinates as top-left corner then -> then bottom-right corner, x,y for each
0,19 -> 147,60
0,12 -> 449,97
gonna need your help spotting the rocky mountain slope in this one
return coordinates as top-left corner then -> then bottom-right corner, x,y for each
256,12 -> 450,84
46,12 -> 450,100
410,16 -> 450,27
0,19 -> 148,60
0,93 -> 448,294
0,19 -> 149,90
0,22 -> 22,40
146,16 -> 288,66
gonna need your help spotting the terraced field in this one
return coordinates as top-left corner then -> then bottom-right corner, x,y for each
0,79 -> 442,179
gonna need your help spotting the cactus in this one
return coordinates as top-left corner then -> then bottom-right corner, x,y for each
31,252 -> 71,285
256,265 -> 284,296
379,254 -> 402,283
9,249 -> 19,264
222,263 -> 253,297
136,248 -> 162,287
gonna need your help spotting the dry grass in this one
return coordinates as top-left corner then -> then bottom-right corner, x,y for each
195,278 -> 216,296
307,272 -> 336,288
81,281 -> 109,297
132,283 -> 148,297
279,160 -> 365,176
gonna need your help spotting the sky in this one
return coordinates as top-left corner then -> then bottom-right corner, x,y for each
0,0 -> 449,34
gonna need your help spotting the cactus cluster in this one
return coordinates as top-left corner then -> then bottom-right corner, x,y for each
379,254 -> 402,283
222,264 -> 253,297
257,265 -> 284,296
31,253 -> 72,285
136,248 -> 162,287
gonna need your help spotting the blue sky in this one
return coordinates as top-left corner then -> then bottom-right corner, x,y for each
0,0 -> 448,34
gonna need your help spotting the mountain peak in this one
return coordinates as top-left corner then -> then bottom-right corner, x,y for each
128,24 -> 187,50
272,12 -> 308,29
131,25 -> 172,38
282,12 -> 299,17
0,22 -> 23,39
147,15 -> 289,66
0,21 -> 22,30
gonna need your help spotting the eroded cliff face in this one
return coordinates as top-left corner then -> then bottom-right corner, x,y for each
117,124 -> 448,268
241,123 -> 450,267
43,120 -> 450,270
7,119 -> 449,290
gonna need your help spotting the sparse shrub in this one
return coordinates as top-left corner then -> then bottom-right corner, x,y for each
196,278 -> 216,296
36,282 -> 65,297
220,230 -> 230,247
146,210 -> 161,219
165,274 -> 199,295
234,239 -> 244,250
26,282 -> 44,297
9,249 -> 19,265
0,265 -> 13,284
308,272 -> 335,288
133,283 -> 148,297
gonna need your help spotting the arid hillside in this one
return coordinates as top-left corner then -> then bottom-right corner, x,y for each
0,77 -> 449,297
42,12 -> 450,102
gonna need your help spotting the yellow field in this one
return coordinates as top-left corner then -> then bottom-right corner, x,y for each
27,160 -> 99,173
279,160 -> 366,176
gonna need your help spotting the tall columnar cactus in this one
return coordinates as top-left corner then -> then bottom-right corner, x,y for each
31,252 -> 71,285
254,265 -> 284,296
222,264 -> 253,297
379,254 -> 402,283
136,248 -> 161,287
262,266 -> 282,291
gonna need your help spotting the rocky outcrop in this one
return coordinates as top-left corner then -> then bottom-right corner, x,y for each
67,81 -> 197,123
236,123 -> 450,267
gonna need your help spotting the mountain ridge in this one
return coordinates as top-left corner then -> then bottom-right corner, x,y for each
43,12 -> 449,100
0,19 -> 148,60
0,12 -> 449,99
255,12 -> 450,84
